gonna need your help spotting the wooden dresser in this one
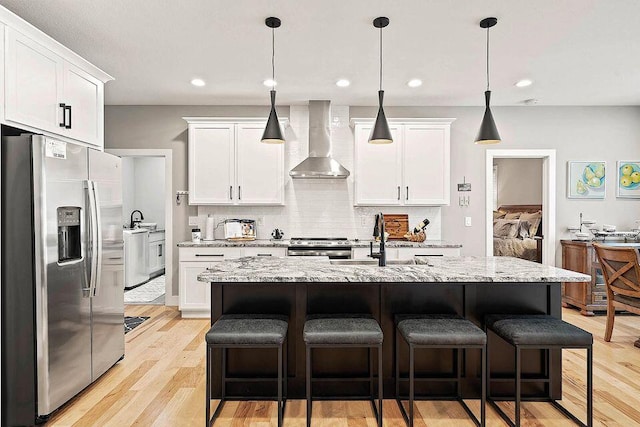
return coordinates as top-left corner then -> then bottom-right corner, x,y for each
561,240 -> 606,316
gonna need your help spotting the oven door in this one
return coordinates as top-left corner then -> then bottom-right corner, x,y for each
286,248 -> 352,259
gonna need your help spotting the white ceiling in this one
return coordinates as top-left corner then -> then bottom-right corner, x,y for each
2,0 -> 639,106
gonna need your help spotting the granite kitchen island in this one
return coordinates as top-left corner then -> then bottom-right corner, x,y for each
199,256 -> 589,400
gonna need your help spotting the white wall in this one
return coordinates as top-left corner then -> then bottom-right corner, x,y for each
493,158 -> 543,207
122,157 -> 165,229
198,106 -> 442,241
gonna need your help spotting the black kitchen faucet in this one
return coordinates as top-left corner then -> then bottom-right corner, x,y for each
130,210 -> 144,229
370,212 -> 386,267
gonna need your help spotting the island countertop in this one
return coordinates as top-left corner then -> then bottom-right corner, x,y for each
178,239 -> 461,248
197,256 -> 590,283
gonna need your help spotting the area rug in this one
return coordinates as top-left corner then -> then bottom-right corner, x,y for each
124,316 -> 149,334
124,275 -> 165,304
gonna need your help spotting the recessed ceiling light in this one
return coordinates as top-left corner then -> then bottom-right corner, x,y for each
263,79 -> 277,87
515,79 -> 533,88
336,79 -> 350,87
407,79 -> 422,88
190,78 -> 205,87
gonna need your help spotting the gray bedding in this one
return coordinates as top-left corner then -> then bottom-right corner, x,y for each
493,237 -> 539,261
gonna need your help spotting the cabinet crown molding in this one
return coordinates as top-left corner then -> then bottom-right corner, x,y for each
183,117 -> 289,126
350,118 -> 456,127
0,6 -> 114,82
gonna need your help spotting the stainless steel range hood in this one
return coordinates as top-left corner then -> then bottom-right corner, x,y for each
290,100 -> 350,179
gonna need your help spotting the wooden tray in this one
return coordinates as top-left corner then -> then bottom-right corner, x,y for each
383,214 -> 409,240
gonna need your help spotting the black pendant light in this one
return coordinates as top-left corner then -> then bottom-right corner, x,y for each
475,17 -> 501,145
261,17 -> 285,144
369,17 -> 393,144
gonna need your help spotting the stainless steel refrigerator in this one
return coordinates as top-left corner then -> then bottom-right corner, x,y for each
1,133 -> 124,425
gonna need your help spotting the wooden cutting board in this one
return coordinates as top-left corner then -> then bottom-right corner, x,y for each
383,214 -> 409,240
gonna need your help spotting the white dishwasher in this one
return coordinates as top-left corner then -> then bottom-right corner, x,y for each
124,229 -> 150,289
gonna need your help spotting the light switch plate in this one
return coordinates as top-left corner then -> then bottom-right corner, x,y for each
188,216 -> 199,226
465,217 -> 472,227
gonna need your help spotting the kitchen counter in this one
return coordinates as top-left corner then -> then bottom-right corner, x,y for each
197,256 -> 589,283
177,239 -> 461,248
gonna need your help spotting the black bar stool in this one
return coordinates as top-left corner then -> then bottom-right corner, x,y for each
205,314 -> 288,427
303,314 -> 383,427
485,314 -> 593,427
395,314 -> 487,427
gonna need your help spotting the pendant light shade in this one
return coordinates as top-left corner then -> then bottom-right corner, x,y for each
475,90 -> 501,144
261,17 -> 285,144
262,90 -> 285,143
475,17 -> 501,145
370,90 -> 393,144
369,17 -> 392,144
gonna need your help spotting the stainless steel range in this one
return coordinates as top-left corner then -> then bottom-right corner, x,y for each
287,237 -> 352,259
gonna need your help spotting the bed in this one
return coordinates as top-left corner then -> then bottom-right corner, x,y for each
493,204 -> 543,263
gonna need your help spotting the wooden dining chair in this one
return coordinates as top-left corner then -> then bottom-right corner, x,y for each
593,244 -> 640,348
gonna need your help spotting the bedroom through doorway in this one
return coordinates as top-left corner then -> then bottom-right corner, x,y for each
485,149 -> 557,265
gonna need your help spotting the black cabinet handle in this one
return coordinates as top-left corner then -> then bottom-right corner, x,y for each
158,244 -> 162,257
415,254 -> 443,257
257,253 -> 272,256
59,103 -> 66,127
195,254 -> 224,257
397,186 -> 400,200
229,186 -> 233,199
406,186 -> 409,200
66,105 -> 72,129
238,186 -> 241,200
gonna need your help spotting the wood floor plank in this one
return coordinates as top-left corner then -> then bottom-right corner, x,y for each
45,306 -> 640,426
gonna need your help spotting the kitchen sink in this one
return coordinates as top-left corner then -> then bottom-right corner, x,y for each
330,259 -> 417,266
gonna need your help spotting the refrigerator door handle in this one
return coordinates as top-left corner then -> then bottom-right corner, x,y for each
86,180 -> 99,297
92,182 -> 103,296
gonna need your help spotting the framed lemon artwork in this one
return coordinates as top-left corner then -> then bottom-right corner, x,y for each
617,161 -> 640,198
567,161 -> 606,199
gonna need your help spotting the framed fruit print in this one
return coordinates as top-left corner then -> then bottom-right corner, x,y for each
617,161 -> 640,198
567,161 -> 606,199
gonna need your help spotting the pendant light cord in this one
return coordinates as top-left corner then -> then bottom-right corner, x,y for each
486,26 -> 490,91
271,26 -> 276,90
379,26 -> 383,91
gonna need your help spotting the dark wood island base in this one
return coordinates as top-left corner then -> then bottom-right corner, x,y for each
208,281 -> 563,401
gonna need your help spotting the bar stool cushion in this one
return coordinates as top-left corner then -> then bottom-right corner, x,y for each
396,314 -> 486,346
303,314 -> 383,345
206,314 -> 288,346
485,314 -> 593,347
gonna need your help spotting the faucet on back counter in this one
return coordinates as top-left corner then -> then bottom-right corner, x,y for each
370,212 -> 386,267
130,210 -> 144,229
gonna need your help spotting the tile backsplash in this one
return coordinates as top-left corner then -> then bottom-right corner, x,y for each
196,105 -> 442,241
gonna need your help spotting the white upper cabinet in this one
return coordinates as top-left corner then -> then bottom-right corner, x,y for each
5,27 -> 64,134
188,123 -> 235,205
236,123 -> 284,205
0,8 -> 113,149
354,124 -> 403,205
352,119 -> 454,206
403,125 -> 450,205
62,63 -> 103,146
185,118 -> 286,206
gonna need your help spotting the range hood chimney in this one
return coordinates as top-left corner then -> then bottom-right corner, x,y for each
290,100 -> 350,179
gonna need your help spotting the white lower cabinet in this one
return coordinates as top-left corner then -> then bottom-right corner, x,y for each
178,247 -> 285,318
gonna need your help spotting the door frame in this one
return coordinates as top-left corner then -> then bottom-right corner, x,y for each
106,149 -> 175,306
485,149 -> 556,265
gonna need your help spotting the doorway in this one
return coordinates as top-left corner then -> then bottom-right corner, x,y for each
107,149 -> 174,306
486,149 -> 556,265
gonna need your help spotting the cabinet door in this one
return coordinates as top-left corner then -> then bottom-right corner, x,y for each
179,261 -> 211,317
403,125 -> 450,205
5,27 -> 64,133
354,124 -> 403,205
148,241 -> 161,273
63,63 -> 103,148
188,124 -> 235,204
236,123 -> 284,205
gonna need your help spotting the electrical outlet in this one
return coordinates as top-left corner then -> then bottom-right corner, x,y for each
361,217 -> 367,226
257,216 -> 265,226
459,196 -> 464,206
465,217 -> 472,227
188,216 -> 199,226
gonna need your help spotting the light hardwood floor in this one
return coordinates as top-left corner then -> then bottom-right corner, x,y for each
46,306 -> 640,426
